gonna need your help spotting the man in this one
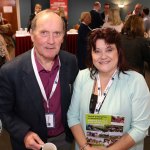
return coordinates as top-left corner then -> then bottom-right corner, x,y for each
27,3 -> 42,31
132,3 -> 143,16
0,10 -> 78,150
101,3 -> 110,23
89,1 -> 104,29
125,3 -> 143,21
142,7 -> 150,36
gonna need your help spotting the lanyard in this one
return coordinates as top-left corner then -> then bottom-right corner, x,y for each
31,48 -> 60,110
94,69 -> 117,114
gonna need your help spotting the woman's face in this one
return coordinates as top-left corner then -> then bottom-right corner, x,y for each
84,14 -> 91,25
92,39 -> 118,75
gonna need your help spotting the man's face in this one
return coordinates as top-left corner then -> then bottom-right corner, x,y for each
135,4 -> 141,15
97,4 -> 101,12
104,4 -> 110,13
30,13 -> 64,61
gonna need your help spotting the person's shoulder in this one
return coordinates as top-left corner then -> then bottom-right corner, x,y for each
59,50 -> 76,59
77,68 -> 91,80
75,69 -> 93,86
90,9 -> 94,13
90,9 -> 97,14
120,70 -> 144,82
59,50 -> 77,67
29,13 -> 35,20
120,71 -> 149,95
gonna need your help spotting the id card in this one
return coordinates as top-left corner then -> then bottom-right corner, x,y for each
45,113 -> 55,128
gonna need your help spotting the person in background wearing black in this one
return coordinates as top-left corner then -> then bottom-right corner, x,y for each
77,12 -> 92,70
27,3 -> 42,32
121,15 -> 150,76
89,1 -> 104,29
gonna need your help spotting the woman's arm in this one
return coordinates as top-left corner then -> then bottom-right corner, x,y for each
71,124 -> 135,150
70,124 -> 100,150
70,124 -> 87,148
107,133 -> 135,150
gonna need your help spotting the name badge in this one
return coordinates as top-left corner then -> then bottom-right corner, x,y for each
45,113 -> 55,128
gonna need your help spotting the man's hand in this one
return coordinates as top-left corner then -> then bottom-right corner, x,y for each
24,131 -> 44,150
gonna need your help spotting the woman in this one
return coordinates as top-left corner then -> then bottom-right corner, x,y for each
121,15 -> 150,76
102,8 -> 123,32
67,28 -> 150,150
77,12 -> 91,70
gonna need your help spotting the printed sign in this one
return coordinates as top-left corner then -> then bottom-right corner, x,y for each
50,0 -> 68,17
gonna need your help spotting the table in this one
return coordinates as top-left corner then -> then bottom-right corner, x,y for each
66,33 -> 78,54
15,33 -> 78,56
15,35 -> 33,56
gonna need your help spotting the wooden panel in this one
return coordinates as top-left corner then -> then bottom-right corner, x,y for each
0,0 -> 18,34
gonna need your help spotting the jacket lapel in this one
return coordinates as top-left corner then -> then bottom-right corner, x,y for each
22,53 -> 45,117
59,52 -> 68,108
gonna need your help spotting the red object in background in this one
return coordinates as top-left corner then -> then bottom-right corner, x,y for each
50,0 -> 68,18
66,34 -> 78,54
15,36 -> 33,56
15,33 -> 78,56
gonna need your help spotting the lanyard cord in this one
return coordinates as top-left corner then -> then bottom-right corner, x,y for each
94,69 -> 117,114
31,48 -> 60,110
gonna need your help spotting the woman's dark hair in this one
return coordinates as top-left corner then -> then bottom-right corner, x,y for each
86,27 -> 129,79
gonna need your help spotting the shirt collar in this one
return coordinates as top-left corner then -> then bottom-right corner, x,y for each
34,52 -> 60,73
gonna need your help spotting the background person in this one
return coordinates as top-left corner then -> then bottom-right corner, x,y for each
102,8 -> 123,32
89,1 -> 104,29
132,3 -> 143,16
121,15 -> 150,76
57,7 -> 68,31
125,3 -> 143,21
67,28 -> 150,150
77,12 -> 92,70
0,14 -> 15,59
142,7 -> 150,37
0,34 -> 10,67
56,7 -> 68,50
27,3 -> 42,32
0,10 -> 78,150
101,3 -> 110,23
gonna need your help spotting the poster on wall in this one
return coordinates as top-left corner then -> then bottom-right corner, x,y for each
50,0 -> 68,18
